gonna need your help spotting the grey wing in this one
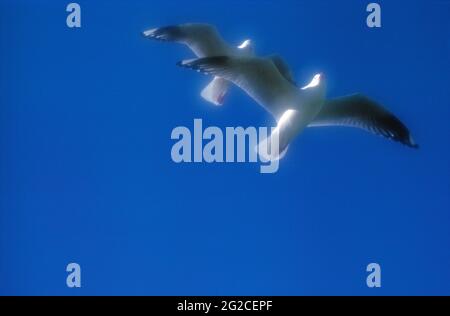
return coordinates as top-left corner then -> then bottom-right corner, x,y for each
142,23 -> 231,57
309,94 -> 418,148
177,56 -> 294,117
268,55 -> 297,86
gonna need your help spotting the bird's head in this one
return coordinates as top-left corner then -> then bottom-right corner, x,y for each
237,39 -> 254,54
301,73 -> 325,90
300,73 -> 327,104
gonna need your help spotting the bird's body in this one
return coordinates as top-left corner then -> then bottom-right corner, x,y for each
143,22 -> 418,159
178,56 -> 328,159
178,55 -> 418,159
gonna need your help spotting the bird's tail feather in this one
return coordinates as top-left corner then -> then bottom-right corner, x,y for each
200,77 -> 230,106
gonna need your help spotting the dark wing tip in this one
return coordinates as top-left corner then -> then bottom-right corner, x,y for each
378,114 -> 419,149
175,58 -> 210,76
176,56 -> 230,75
352,95 -> 418,150
176,58 -> 202,70
405,135 -> 419,149
142,25 -> 185,42
402,139 -> 419,149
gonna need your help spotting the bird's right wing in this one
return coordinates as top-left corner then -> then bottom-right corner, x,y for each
309,94 -> 418,148
142,23 -> 231,57
177,56 -> 294,118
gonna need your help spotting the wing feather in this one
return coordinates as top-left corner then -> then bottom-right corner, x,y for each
142,23 -> 231,57
309,94 -> 418,148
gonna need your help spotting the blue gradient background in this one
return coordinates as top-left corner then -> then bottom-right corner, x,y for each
1,0 -> 449,295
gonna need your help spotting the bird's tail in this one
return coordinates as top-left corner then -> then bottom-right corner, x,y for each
200,77 -> 230,106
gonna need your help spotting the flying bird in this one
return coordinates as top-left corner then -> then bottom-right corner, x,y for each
142,23 -> 254,106
177,55 -> 418,159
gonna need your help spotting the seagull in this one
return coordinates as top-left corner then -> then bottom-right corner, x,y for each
142,23 -> 254,106
177,55 -> 418,160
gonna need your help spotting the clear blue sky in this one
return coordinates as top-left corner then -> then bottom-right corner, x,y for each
0,0 -> 449,295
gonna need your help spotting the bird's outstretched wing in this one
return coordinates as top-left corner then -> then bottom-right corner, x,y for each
142,23 -> 231,57
177,56 -> 296,119
309,94 -> 418,148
